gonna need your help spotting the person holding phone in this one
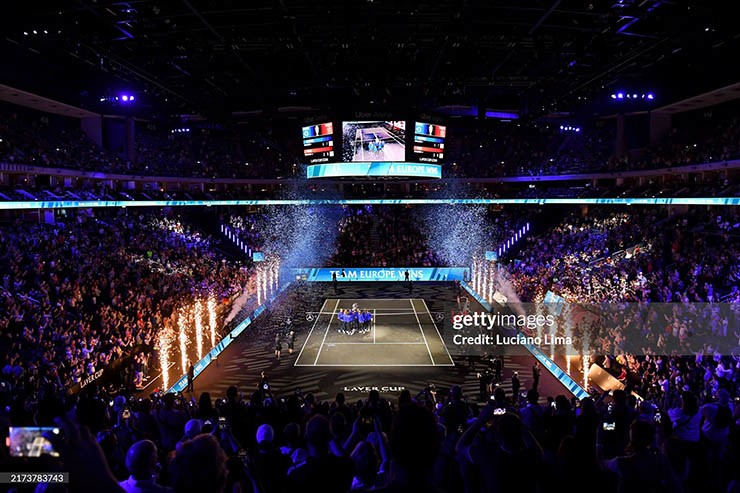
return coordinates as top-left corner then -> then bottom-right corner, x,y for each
456,400 -> 544,493
600,420 -> 679,493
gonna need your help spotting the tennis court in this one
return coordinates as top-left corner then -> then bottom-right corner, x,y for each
295,298 -> 454,367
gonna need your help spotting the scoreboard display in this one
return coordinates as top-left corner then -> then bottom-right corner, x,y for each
302,122 -> 335,163
412,122 -> 446,164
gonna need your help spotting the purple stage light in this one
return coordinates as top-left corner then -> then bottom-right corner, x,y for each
121,95 -> 129,102
485,110 -> 519,119
617,93 -> 624,99
647,93 -> 654,100
611,94 -> 616,99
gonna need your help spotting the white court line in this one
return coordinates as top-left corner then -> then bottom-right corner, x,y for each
296,363 -> 440,367
387,130 -> 405,145
310,311 -> 422,316
332,298 -> 418,301
326,342 -> 427,345
314,299 -> 341,365
294,298 -> 328,366
373,309 -> 376,344
410,299 -> 435,366
421,298 -> 455,365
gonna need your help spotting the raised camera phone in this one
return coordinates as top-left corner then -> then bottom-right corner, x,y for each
8,427 -> 60,458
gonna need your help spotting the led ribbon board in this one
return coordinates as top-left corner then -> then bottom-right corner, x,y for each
0,197 -> 738,210
290,267 -> 470,282
307,162 -> 442,179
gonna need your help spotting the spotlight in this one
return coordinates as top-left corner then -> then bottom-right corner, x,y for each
617,93 -> 624,99
611,94 -> 616,99
647,93 -> 654,100
633,94 -> 637,98
121,95 -> 129,101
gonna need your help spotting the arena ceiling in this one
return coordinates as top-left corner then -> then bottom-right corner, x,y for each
2,0 -> 738,120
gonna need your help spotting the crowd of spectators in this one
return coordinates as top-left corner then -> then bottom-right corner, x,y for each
3,101 -> 740,182
614,110 -> 740,172
0,211 -> 255,404
507,207 -> 740,305
225,214 -> 268,255
0,106 -> 296,179
3,370 -> 739,492
445,122 -> 614,177
0,203 -> 737,492
1,98 -> 740,492
0,107 -> 127,173
331,206 -> 443,267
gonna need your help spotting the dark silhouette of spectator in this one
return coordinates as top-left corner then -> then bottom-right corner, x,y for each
170,434 -> 228,493
119,439 -> 173,492
601,420 -> 679,493
287,414 -> 353,493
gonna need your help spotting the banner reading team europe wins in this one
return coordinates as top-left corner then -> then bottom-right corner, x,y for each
290,267 -> 470,282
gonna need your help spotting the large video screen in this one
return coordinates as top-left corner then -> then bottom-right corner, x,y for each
301,122 -> 335,163
341,121 -> 406,162
412,122 -> 446,164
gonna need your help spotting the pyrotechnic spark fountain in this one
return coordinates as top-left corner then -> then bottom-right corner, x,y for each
259,270 -> 263,303
482,261 -> 488,302
564,307 -> 575,375
488,264 -> 494,302
271,260 -> 279,292
194,300 -> 204,360
178,310 -> 188,373
256,255 -> 281,306
208,296 -> 217,348
157,326 -> 175,390
582,339 -> 590,390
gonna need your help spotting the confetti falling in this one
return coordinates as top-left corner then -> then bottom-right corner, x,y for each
419,204 -> 493,267
262,187 -> 342,268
